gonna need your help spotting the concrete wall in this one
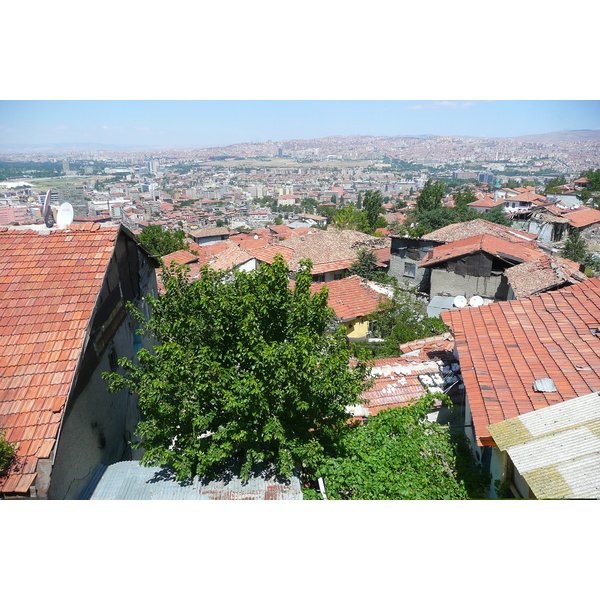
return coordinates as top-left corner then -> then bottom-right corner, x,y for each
47,315 -> 148,499
46,236 -> 158,499
429,269 -> 506,301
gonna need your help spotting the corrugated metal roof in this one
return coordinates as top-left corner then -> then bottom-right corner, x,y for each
78,461 -> 303,500
487,392 -> 600,499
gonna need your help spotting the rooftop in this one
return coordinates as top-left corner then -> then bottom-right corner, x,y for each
0,225 -> 122,494
310,276 -> 390,322
504,254 -> 586,298
442,278 -> 600,446
488,391 -> 600,499
418,233 -> 545,268
421,219 -> 538,245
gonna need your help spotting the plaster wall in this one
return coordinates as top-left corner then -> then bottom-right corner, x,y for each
346,318 -> 369,340
48,315 -> 148,499
429,269 -> 504,300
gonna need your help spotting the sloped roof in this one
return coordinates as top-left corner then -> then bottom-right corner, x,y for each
357,355 -> 459,417
506,191 -> 546,204
161,249 -> 199,266
562,206 -> 600,228
504,254 -> 586,298
310,276 -> 388,322
250,229 -> 389,272
422,219 -> 538,245
0,225 -> 121,494
80,461 -> 303,500
208,246 -> 254,272
467,195 -> 505,209
442,278 -> 600,446
418,234 -> 545,268
487,392 -> 600,499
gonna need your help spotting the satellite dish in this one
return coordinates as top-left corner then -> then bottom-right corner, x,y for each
469,295 -> 484,307
454,296 -> 467,308
56,202 -> 74,229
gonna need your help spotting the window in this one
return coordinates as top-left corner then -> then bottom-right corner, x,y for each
404,263 -> 416,277
313,274 -> 326,283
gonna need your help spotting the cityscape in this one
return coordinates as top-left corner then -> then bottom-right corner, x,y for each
1,101 -> 600,506
1,82 -> 599,600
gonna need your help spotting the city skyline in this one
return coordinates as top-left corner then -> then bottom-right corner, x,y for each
1,100 -> 599,151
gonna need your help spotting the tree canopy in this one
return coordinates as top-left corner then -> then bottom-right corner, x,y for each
309,393 -> 488,500
138,225 -> 189,257
104,256 -> 371,481
415,179 -> 445,213
362,189 -> 385,232
348,248 -> 395,284
561,228 -> 588,263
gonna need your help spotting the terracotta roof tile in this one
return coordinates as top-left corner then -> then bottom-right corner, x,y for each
310,276 -> 388,321
0,226 -> 119,494
442,278 -> 600,446
419,234 -> 545,268
357,356 -> 452,416
422,219 -> 538,245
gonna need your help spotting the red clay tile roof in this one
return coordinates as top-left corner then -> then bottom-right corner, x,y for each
418,234 -> 545,268
468,195 -> 505,209
358,356 -> 448,416
310,276 -> 387,321
208,246 -> 254,272
250,230 -> 389,272
562,206 -> 600,228
504,254 -> 586,298
161,249 -> 199,266
0,225 -> 120,494
442,278 -> 600,446
422,219 -> 538,245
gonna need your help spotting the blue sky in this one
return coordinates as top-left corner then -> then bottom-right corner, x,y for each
1,100 -> 599,149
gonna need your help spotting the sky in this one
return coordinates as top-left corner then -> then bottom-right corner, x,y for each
1,100 -> 599,150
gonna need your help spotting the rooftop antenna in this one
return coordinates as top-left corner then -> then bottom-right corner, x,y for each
56,202 -> 74,229
43,190 -> 55,228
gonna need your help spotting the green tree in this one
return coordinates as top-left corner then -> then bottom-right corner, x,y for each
544,175 -> 567,195
370,285 -> 447,345
0,428 -> 16,475
104,256 -> 371,481
333,205 -> 370,232
348,248 -> 396,284
138,225 -> 189,257
362,190 -> 385,233
310,393 -> 488,499
416,179 -> 445,213
453,187 -> 478,212
561,228 -> 588,263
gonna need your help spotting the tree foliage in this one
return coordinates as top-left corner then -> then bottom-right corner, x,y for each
310,394 -> 488,500
370,285 -> 447,344
0,428 -> 16,475
333,205 -> 370,232
138,225 -> 189,258
416,179 -> 445,213
104,256 -> 371,481
561,228 -> 588,263
362,189 -> 385,233
348,248 -> 396,284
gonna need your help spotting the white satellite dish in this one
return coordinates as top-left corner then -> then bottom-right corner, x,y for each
454,296 -> 467,308
469,295 -> 484,307
56,202 -> 74,229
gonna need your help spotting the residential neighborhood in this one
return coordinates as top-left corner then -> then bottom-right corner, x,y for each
1,132 -> 600,501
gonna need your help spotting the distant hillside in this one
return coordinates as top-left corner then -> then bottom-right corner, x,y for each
510,130 -> 600,143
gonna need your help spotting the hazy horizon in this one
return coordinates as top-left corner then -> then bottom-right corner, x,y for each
1,100 -> 599,151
